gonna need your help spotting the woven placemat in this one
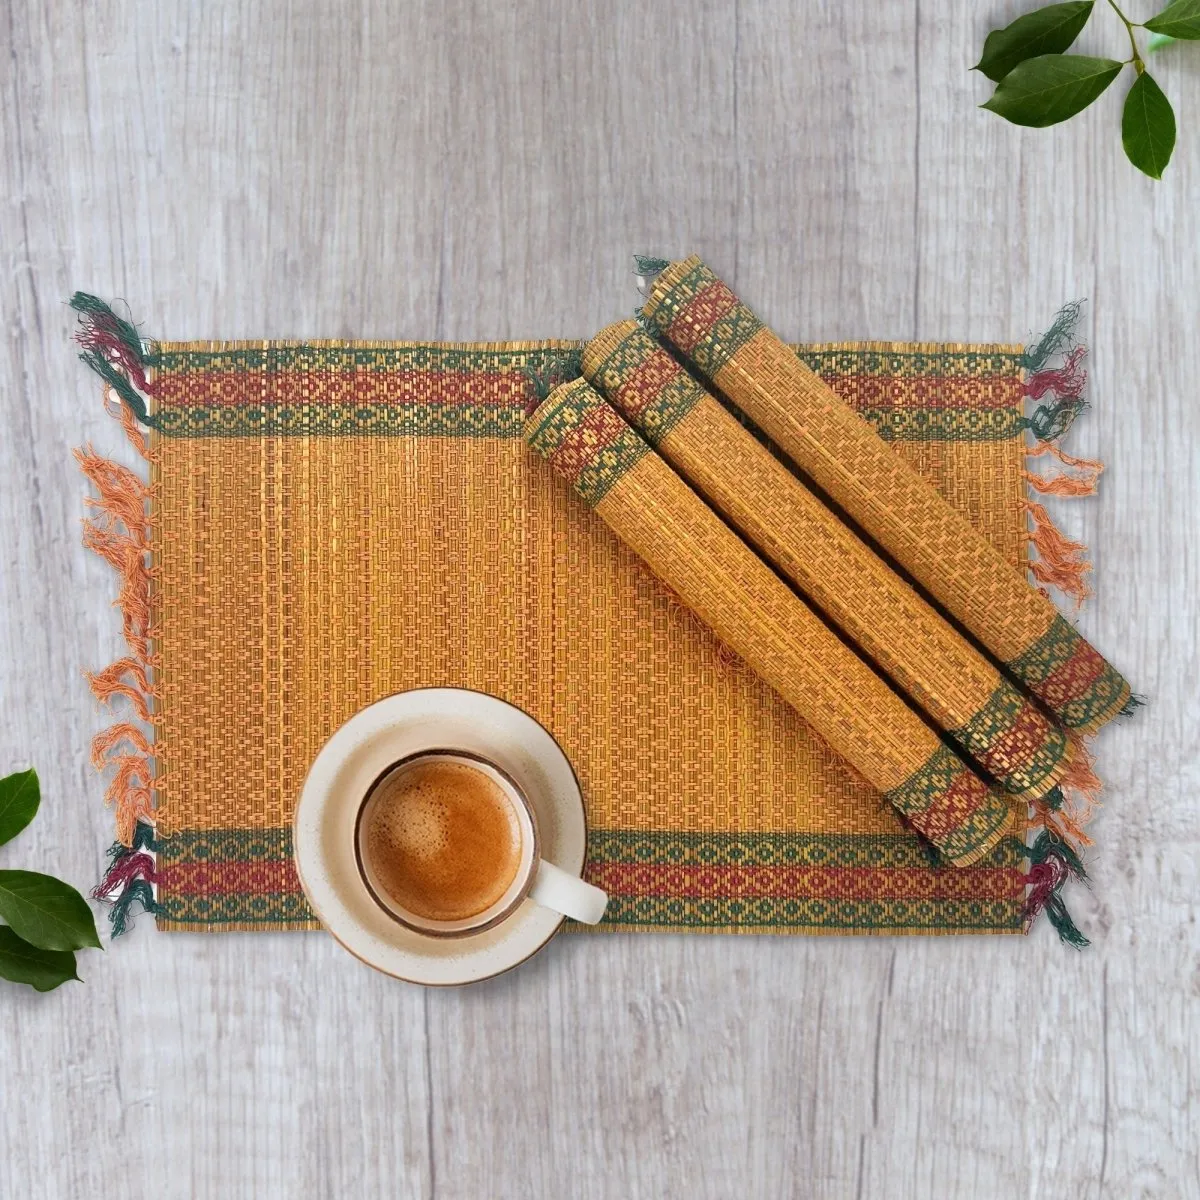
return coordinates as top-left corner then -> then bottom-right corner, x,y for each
75,303 -> 1104,936
643,258 -> 1131,735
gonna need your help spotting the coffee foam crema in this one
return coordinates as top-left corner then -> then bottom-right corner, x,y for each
362,758 -> 525,924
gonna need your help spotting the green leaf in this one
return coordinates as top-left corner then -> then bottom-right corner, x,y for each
0,769 -> 40,847
1145,0 -> 1200,38
1147,32 -> 1177,50
1122,71 -> 1176,178
0,925 -> 79,992
975,2 -> 1095,82
981,54 -> 1123,128
0,870 -> 102,951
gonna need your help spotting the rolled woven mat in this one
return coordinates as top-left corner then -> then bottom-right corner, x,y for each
525,377 -> 1016,867
641,257 -> 1133,735
582,319 -> 1073,803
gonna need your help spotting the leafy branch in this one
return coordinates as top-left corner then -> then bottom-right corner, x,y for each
976,0 -> 1199,177
0,769 -> 101,992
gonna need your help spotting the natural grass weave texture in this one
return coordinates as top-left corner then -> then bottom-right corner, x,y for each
643,257 -> 1132,735
525,381 -> 1016,866
130,336 -> 1046,933
582,320 -> 1072,803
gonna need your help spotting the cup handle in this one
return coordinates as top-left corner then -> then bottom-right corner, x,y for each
528,859 -> 608,925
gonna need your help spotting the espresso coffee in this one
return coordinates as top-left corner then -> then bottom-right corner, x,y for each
361,757 -> 524,923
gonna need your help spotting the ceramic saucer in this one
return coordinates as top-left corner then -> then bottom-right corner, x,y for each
293,688 -> 586,986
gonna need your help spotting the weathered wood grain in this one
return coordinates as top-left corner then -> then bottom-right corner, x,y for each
0,1 -> 1196,1196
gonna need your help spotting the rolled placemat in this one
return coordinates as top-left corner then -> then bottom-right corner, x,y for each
525,377 -> 1016,867
582,320 -> 1073,802
640,257 -> 1132,736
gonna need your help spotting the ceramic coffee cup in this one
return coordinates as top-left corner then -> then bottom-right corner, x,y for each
294,688 -> 607,985
354,748 -> 608,935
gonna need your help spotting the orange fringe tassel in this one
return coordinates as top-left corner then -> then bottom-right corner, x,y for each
1019,427 -> 1106,859
1022,499 -> 1092,606
78,384 -> 163,845
105,389 -> 150,459
1032,803 -> 1091,850
1059,738 -> 1102,836
1028,739 -> 1102,851
86,658 -> 154,722
1023,442 -> 1104,497
1021,440 -> 1102,606
90,722 -> 153,768
80,523 -> 152,661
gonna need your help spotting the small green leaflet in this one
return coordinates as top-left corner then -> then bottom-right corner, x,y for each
1145,0 -> 1200,39
0,870 -> 102,952
975,2 -> 1095,82
0,926 -> 79,992
982,54 -> 1123,128
1122,72 -> 1177,178
0,769 -> 40,847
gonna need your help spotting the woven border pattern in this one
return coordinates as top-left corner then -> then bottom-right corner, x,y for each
1009,614 -> 1130,729
153,826 -> 1026,933
150,341 -> 1030,443
524,384 -> 649,505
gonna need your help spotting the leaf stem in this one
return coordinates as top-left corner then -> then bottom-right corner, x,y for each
1106,0 -> 1144,73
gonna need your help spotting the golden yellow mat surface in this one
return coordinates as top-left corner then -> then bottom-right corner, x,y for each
101,336 -> 1060,934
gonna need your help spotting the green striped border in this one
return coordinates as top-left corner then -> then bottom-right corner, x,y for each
157,826 -> 294,863
148,341 -> 1028,441
641,259 -> 762,377
1006,613 -> 1082,685
154,344 -> 577,373
860,406 -> 1023,442
585,828 -> 1024,869
161,891 -> 317,926
524,379 -> 649,506
596,895 -> 1022,931
585,326 -> 706,447
950,680 -> 1070,796
798,349 -> 1024,377
154,827 -> 1024,933
157,825 -> 1025,870
155,342 -> 1025,377
158,893 -> 1022,933
153,402 -> 525,439
149,397 -> 1025,442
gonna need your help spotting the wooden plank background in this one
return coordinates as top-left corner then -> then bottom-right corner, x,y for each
1,2 -> 1196,1195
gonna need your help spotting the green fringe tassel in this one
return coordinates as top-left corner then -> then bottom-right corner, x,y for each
69,292 -> 149,368
1020,301 -> 1089,442
1019,300 -> 1083,372
522,348 -> 583,412
1026,397 -> 1088,442
69,291 -> 160,428
104,819 -> 161,863
1007,830 -> 1090,948
1042,892 -> 1090,948
77,349 -> 153,424
1029,828 -> 1088,882
110,879 -> 166,937
94,820 -> 165,937
632,255 -> 671,277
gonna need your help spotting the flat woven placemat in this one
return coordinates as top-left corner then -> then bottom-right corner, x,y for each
77,312 -> 1102,935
